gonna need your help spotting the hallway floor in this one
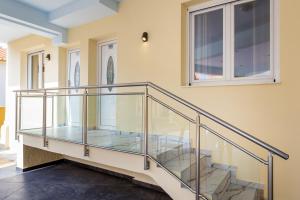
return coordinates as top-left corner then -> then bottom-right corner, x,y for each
20,126 -> 188,154
0,148 -> 20,180
0,148 -> 15,167
0,162 -> 172,200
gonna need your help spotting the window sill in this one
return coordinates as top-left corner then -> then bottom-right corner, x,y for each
182,79 -> 281,87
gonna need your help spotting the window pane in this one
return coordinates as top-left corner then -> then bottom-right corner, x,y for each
234,0 -> 270,78
194,9 -> 223,81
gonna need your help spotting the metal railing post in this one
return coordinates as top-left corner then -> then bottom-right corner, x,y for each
268,152 -> 274,200
195,114 -> 201,200
83,89 -> 89,156
144,86 -> 149,170
18,92 -> 22,141
15,92 -> 19,141
52,96 -> 54,128
42,91 -> 48,147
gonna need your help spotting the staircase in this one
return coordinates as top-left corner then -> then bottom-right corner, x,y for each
157,148 -> 263,200
14,81 -> 289,200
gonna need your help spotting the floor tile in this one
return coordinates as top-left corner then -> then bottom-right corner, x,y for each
0,162 -> 172,200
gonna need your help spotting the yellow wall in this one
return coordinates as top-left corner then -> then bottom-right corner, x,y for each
6,0 -> 300,199
0,107 -> 5,128
68,1 -> 300,199
5,35 -> 69,151
0,61 -> 5,127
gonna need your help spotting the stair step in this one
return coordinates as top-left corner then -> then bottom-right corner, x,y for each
155,147 -> 263,200
161,153 -> 208,177
188,167 -> 231,200
180,154 -> 211,185
222,183 -> 261,200
156,147 -> 193,165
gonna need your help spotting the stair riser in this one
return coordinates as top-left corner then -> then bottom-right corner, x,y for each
180,156 -> 211,184
197,172 -> 231,200
156,147 -> 194,165
188,170 -> 231,200
211,172 -> 231,200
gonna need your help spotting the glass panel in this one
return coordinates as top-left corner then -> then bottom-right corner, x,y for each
194,8 -> 223,81
20,96 -> 43,136
198,127 -> 266,200
87,94 -> 143,154
148,98 -> 194,188
31,55 -> 39,89
46,96 -> 53,128
234,0 -> 270,78
47,95 -> 83,143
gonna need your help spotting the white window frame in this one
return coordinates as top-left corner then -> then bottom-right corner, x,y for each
187,0 -> 279,86
189,5 -> 226,84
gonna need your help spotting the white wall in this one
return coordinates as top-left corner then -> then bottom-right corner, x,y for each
0,62 -> 5,107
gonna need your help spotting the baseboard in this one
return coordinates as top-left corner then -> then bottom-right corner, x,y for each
131,178 -> 166,193
20,159 -> 65,172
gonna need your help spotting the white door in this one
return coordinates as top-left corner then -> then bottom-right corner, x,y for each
68,49 -> 81,127
27,51 -> 44,89
98,41 -> 117,130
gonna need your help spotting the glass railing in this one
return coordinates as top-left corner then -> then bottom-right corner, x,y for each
15,82 -> 288,200
47,94 -> 83,143
20,96 -> 52,136
86,93 -> 144,154
198,124 -> 267,200
147,96 -> 267,199
148,97 -> 194,188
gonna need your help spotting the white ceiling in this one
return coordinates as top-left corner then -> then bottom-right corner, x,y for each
15,0 -> 120,28
16,0 -> 75,12
0,0 -> 121,43
0,19 -> 31,43
50,2 -> 117,28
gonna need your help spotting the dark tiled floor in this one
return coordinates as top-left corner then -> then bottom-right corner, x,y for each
0,162 -> 172,200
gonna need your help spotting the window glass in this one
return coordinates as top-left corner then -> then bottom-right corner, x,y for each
194,8 -> 223,81
234,0 -> 271,78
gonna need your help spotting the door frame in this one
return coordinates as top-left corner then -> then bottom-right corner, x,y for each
97,39 -> 118,85
97,39 -> 118,130
27,50 -> 44,89
67,48 -> 80,88
67,48 -> 81,126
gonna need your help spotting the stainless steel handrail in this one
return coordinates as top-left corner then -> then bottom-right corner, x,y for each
147,94 -> 196,124
14,81 -> 289,160
17,92 -> 145,97
147,82 -> 289,160
201,124 -> 268,165
147,93 -> 268,165
15,81 -> 289,200
14,82 -> 147,92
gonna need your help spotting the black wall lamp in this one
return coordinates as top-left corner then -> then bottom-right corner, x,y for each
46,54 -> 51,61
142,32 -> 149,42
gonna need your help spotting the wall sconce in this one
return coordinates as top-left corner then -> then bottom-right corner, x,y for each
142,32 -> 149,42
46,54 -> 51,61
